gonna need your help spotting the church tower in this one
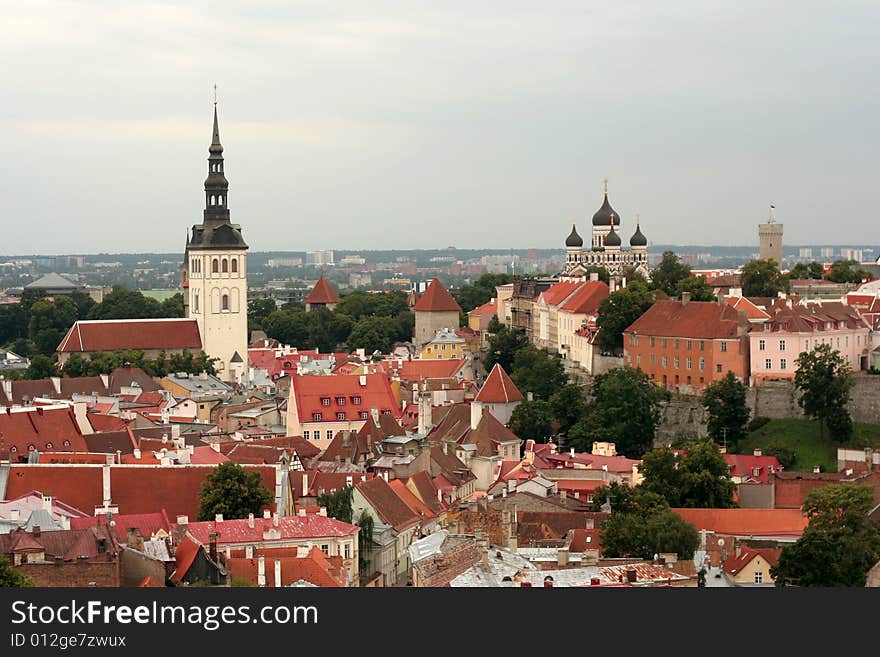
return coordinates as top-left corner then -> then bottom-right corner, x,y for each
182,102 -> 249,382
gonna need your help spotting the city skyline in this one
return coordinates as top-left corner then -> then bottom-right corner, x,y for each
1,1 -> 878,254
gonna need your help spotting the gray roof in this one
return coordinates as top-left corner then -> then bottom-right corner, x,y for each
25,272 -> 81,290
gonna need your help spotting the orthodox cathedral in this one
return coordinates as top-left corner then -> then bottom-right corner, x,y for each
560,183 -> 650,283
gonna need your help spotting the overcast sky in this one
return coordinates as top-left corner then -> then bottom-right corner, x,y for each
1,1 -> 877,255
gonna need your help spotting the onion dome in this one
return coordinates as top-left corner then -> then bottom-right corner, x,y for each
565,223 -> 583,248
604,222 -> 621,247
592,192 -> 620,226
630,219 -> 647,247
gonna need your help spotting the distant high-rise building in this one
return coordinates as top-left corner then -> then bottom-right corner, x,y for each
840,248 -> 863,262
306,250 -> 335,266
799,248 -> 813,258
820,247 -> 835,259
758,207 -> 783,265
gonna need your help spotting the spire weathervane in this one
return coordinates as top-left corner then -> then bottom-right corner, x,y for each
213,83 -> 218,106
603,178 -> 609,195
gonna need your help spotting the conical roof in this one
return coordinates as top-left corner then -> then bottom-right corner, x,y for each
475,363 -> 524,403
413,278 -> 461,312
305,276 -> 341,304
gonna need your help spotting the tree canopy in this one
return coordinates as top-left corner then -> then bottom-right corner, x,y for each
197,462 -> 274,521
650,251 -> 692,297
508,399 -> 555,443
0,555 -> 33,587
509,346 -> 567,400
823,260 -> 869,284
675,275 -> 716,302
788,261 -> 825,280
740,259 -> 788,297
595,279 -> 654,353
641,441 -> 737,508
794,343 -> 854,441
453,273 -> 513,313
485,325 -> 529,372
702,370 -> 750,449
771,484 -> 880,587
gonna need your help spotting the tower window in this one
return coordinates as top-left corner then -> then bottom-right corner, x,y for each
222,258 -> 228,273
222,294 -> 229,311
212,258 -> 219,273
231,258 -> 238,273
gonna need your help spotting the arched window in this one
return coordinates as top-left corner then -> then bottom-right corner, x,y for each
212,258 -> 219,273
217,195 -> 223,206
194,291 -> 199,313
231,258 -> 238,273
221,258 -> 228,273
222,294 -> 229,311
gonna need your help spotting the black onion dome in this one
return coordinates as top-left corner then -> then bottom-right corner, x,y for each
630,222 -> 647,247
592,193 -> 620,226
565,224 -> 583,248
604,223 -> 621,247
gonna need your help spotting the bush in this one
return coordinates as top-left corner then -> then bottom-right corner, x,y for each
747,416 -> 771,432
765,444 -> 796,469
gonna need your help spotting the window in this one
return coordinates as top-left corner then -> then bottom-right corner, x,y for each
321,544 -> 329,555
780,358 -> 787,370
674,339 -> 679,349
222,258 -> 229,273
805,339 -> 810,350
221,294 -> 229,311
63,440 -> 70,447
344,543 -> 351,559
661,339 -> 667,348
636,354 -> 641,365
650,337 -> 656,347
754,572 -> 763,584
765,358 -> 772,369
321,398 -> 330,406
720,341 -> 728,352
353,396 -> 361,405
326,430 -> 334,441
661,356 -> 668,368
193,292 -> 199,313
836,337 -> 840,348
336,412 -> 345,421
845,336 -> 849,347
382,409 -> 392,415
650,354 -> 656,364
699,340 -> 705,351
687,340 -> 692,350
779,339 -> 786,351
759,339 -> 765,351
699,358 -> 705,371
336,397 -> 346,405
212,258 -> 219,273
231,258 -> 238,273
313,413 -> 322,421
303,431 -> 310,440
686,357 -> 692,370
360,411 -> 368,420
45,442 -> 53,449
673,357 -> 680,369
716,364 -> 723,373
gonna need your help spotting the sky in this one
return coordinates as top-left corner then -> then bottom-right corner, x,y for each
0,0 -> 878,255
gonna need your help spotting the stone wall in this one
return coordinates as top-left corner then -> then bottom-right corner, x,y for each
655,397 -> 708,445
747,374 -> 880,425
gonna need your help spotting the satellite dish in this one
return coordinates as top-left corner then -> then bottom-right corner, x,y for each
717,538 -> 725,546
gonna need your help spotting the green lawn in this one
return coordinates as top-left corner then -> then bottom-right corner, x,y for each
736,419 -> 880,473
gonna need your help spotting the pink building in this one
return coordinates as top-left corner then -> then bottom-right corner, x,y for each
749,302 -> 871,386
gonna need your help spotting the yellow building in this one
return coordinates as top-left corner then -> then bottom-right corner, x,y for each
722,547 -> 781,587
420,328 -> 466,360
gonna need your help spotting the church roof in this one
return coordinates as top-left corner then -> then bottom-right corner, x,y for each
413,278 -> 461,313
592,192 -> 620,227
475,364 -> 524,404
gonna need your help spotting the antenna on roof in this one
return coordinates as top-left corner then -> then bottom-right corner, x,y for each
768,204 -> 776,224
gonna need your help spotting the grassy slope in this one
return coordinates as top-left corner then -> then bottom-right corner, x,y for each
737,419 -> 880,472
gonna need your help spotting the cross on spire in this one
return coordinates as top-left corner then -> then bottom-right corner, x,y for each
603,178 -> 609,195
213,83 -> 218,106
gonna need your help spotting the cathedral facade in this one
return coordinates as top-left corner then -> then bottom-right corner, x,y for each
560,186 -> 650,282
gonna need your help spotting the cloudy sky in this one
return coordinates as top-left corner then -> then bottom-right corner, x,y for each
1,1 -> 877,254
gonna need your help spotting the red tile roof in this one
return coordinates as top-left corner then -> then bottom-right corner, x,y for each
565,528 -> 603,554
5,465 -> 104,515
290,373 -> 402,423
355,477 -> 420,532
184,514 -> 359,545
558,281 -> 609,315
227,546 -> 346,587
413,278 -> 461,313
170,533 -> 203,584
305,276 -> 341,305
88,414 -> 128,433
724,296 -> 771,321
388,479 -> 436,521
625,300 -> 744,339
722,547 -> 781,576
723,453 -> 781,484
475,364 -> 524,403
672,508 -> 808,537
0,406 -> 89,458
190,446 -> 230,464
58,319 -> 202,353
378,358 -> 468,381
468,299 -> 498,316
71,510 -> 172,542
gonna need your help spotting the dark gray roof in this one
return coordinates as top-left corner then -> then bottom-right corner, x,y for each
592,193 -> 620,227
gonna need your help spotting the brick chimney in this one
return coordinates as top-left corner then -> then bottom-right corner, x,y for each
274,559 -> 282,588
257,555 -> 266,587
470,402 -> 483,431
248,513 -> 255,529
753,447 -> 762,457
208,532 -> 218,563
681,291 -> 691,305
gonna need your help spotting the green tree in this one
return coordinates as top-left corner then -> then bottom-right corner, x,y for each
549,383 -> 589,435
25,354 -> 58,379
702,370 -> 750,449
675,275 -> 716,302
771,484 -> 880,587
197,462 -> 274,521
485,325 -> 529,372
788,262 -> 824,280
650,251 -> 692,297
794,343 -> 854,441
348,316 -> 396,354
595,279 -> 654,353
160,293 -> 185,318
740,259 -> 788,297
824,259 -> 868,284
593,483 -> 699,560
508,400 -> 555,442
0,555 -> 33,587
569,367 -> 668,458
248,298 -> 279,332
509,346 -> 567,399
454,273 -> 513,313
28,296 -> 78,355
317,486 -> 354,524
88,287 -> 164,320
640,441 -> 736,508
583,266 -> 611,285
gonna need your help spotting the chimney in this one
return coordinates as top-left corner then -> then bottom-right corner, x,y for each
753,447 -> 762,457
208,532 -> 218,563
248,513 -> 255,528
257,555 -> 266,587
274,559 -> 282,588
318,507 -> 327,517
589,272 -> 599,282
32,525 -> 41,538
263,509 -> 271,519
133,448 -> 141,460
245,544 -> 254,558
10,508 -> 20,522
813,465 -> 821,474
42,494 -> 52,512
681,291 -> 691,305
470,402 -> 482,431
273,513 -> 280,527
557,548 -> 569,567
215,513 -> 224,523
297,508 -> 307,517
176,515 -> 189,526
302,472 -> 308,498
